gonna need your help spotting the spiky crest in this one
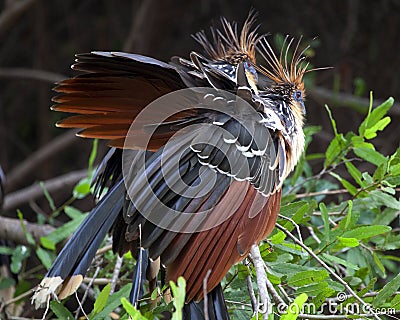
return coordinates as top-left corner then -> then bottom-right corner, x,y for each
192,10 -> 262,64
256,36 -> 310,91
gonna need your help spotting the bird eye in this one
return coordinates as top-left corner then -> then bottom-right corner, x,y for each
293,90 -> 302,101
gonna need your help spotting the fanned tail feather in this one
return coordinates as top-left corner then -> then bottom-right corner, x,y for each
32,180 -> 125,308
183,284 -> 230,320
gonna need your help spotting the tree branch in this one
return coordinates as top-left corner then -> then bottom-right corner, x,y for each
309,86 -> 400,117
0,216 -> 55,246
249,245 -> 270,319
0,0 -> 38,37
0,67 -> 65,83
5,130 -> 79,191
3,169 -> 87,211
123,0 -> 154,53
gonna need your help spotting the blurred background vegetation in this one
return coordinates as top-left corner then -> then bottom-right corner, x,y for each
0,0 -> 399,318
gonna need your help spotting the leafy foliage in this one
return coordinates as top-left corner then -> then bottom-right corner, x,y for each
1,97 -> 399,319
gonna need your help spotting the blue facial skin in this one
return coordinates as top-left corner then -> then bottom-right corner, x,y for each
244,61 -> 259,84
293,90 -> 306,115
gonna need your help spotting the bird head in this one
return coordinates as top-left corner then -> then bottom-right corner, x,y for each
256,36 -> 310,126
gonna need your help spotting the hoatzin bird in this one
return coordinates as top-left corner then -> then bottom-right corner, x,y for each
32,12 -> 309,319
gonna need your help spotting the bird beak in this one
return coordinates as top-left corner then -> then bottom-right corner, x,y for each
300,100 -> 306,115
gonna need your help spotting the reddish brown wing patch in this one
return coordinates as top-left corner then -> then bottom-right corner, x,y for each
166,181 -> 281,301
53,75 -> 197,150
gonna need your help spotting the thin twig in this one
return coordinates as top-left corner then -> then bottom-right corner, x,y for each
264,271 -> 287,307
74,291 -> 88,320
75,266 -> 100,319
278,214 -> 303,244
224,300 -> 252,307
82,277 -> 131,286
307,226 -> 322,244
0,67 -> 65,83
95,244 -> 113,256
3,289 -> 34,307
275,224 -> 381,320
295,188 -> 349,198
203,269 -> 212,320
110,256 -> 124,295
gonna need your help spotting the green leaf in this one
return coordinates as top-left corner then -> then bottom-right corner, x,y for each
372,252 -> 386,277
359,97 -> 394,137
342,225 -> 391,240
269,263 -> 310,276
345,200 -> 353,229
17,210 -> 35,245
373,208 -> 397,225
364,116 -> 391,139
267,272 -> 282,285
0,277 -> 16,290
390,163 -> 400,175
121,297 -> 147,319
270,231 -> 286,245
296,282 -> 328,296
322,253 -> 359,270
10,245 -> 30,273
170,277 -> 186,320
73,177 -> 91,199
92,283 -> 111,316
369,190 -> 400,210
39,181 -> 56,211
324,105 -> 338,136
41,213 -> 87,249
151,287 -> 159,301
279,201 -> 309,218
0,246 -> 14,255
280,293 -> 308,320
354,147 -> 387,166
325,135 -> 345,167
330,172 -> 357,195
36,247 -> 53,269
40,237 -> 55,251
373,272 -> 400,307
88,139 -> 98,177
390,294 -> 400,309
336,237 -> 359,248
345,162 -> 364,187
50,301 -> 74,319
64,206 -> 83,219
92,284 -> 132,320
287,270 -> 329,287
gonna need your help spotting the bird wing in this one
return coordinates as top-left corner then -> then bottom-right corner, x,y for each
53,51 -> 240,150
34,51 -> 288,305
112,89 -> 284,301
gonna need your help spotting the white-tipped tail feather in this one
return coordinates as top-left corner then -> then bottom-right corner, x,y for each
31,276 -> 64,309
32,275 -> 83,309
